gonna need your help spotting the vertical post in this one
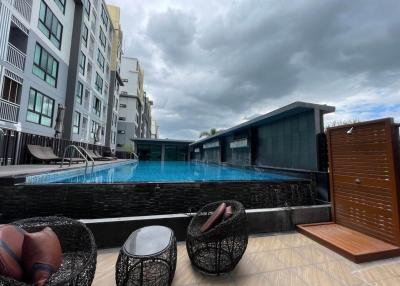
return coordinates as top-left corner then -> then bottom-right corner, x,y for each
250,127 -> 258,166
13,130 -> 21,164
161,143 -> 165,161
314,108 -> 322,171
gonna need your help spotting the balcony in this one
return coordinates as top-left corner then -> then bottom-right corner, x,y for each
13,0 -> 32,23
0,98 -> 19,123
6,43 -> 26,71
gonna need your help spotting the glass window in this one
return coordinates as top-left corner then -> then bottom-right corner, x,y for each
90,120 -> 99,139
101,5 -> 109,28
73,111 -> 81,134
54,0 -> 66,14
76,81 -> 83,104
39,1 -> 63,49
99,28 -> 106,49
79,51 -> 86,76
32,44 -> 59,87
97,49 -> 105,71
82,24 -> 88,47
95,72 -> 103,93
93,97 -> 101,117
26,88 -> 54,127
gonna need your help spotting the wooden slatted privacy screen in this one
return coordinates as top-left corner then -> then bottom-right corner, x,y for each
328,118 -> 400,246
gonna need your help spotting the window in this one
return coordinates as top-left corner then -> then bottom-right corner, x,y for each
101,5 -> 109,28
54,0 -> 66,14
33,44 -> 59,87
1,76 -> 22,104
120,103 -> 126,108
93,97 -> 101,117
79,51 -> 86,75
95,72 -> 103,93
76,81 -> 83,104
39,1 -> 63,49
82,24 -> 88,47
97,49 -> 105,71
112,132 -> 116,144
119,117 -> 126,121
26,88 -> 54,127
84,0 -> 91,19
99,28 -> 106,49
73,111 -> 80,134
90,120 -> 99,139
118,130 -> 125,134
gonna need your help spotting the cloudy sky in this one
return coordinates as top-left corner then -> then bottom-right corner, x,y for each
107,0 -> 400,139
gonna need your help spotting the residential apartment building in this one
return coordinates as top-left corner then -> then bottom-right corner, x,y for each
151,119 -> 159,139
142,92 -> 152,138
0,0 -> 115,149
63,0 -> 113,147
117,56 -> 154,153
104,4 -> 123,153
0,0 -> 75,136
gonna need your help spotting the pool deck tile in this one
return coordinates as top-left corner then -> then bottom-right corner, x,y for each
93,232 -> 400,286
0,160 -> 129,178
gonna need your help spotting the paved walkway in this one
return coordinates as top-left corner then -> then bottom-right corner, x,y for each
0,160 -> 127,178
93,232 -> 400,286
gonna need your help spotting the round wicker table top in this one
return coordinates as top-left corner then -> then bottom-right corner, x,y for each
123,225 -> 174,257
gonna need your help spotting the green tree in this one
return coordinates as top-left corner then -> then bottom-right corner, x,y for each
199,128 -> 220,138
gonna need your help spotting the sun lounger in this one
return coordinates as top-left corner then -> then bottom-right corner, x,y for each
85,149 -> 109,161
27,145 -> 60,162
27,145 -> 86,164
94,150 -> 116,161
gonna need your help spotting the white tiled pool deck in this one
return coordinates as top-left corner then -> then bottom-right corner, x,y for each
93,232 -> 400,286
0,160 -> 128,178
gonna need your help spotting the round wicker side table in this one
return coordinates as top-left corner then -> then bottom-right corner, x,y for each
116,226 -> 177,286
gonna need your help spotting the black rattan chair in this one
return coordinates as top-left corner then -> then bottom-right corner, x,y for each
186,200 -> 248,275
0,217 -> 97,286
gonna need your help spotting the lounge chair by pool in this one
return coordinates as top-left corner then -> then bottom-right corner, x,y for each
94,150 -> 116,161
85,149 -> 106,161
27,145 -> 85,164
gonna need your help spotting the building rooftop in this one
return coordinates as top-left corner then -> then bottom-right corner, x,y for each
94,232 -> 400,286
191,101 -> 335,146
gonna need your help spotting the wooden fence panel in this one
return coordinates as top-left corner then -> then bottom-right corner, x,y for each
328,118 -> 400,246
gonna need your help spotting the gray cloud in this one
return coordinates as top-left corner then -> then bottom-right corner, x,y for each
108,0 -> 400,139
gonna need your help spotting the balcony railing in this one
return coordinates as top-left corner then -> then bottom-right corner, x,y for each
0,98 -> 19,123
6,43 -> 26,71
13,0 -> 32,23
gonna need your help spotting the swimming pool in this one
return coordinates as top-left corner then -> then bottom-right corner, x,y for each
26,161 -> 297,184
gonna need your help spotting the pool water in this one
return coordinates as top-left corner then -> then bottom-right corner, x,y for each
27,161 -> 297,184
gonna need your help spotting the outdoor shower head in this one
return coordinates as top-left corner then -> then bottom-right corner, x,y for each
346,127 -> 354,134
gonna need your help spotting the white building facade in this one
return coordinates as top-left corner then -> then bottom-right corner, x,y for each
0,0 -> 115,149
63,0 -> 114,147
0,0 -> 76,136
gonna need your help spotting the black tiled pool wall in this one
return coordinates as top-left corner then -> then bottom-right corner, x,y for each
0,180 -> 314,223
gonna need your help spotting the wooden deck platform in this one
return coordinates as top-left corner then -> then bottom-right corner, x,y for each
297,222 -> 400,263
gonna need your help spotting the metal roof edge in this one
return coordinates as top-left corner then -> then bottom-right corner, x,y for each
190,101 -> 335,146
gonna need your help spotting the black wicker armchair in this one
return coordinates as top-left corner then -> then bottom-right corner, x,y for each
0,217 -> 97,286
186,200 -> 248,275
